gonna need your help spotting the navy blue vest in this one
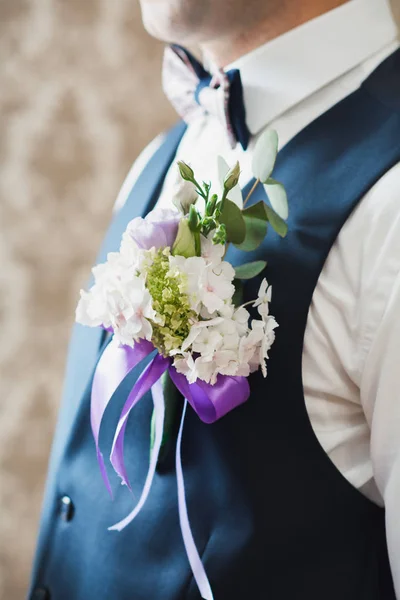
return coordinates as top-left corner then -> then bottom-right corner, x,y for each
29,50 -> 400,600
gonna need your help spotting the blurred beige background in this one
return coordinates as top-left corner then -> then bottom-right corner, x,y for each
0,1 -> 175,597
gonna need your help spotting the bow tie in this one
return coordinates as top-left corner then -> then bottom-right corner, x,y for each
163,44 -> 250,150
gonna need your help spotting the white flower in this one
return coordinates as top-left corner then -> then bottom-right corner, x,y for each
169,255 -> 207,311
194,355 -> 217,384
76,289 -> 104,328
238,316 -> 279,377
192,328 -> 223,357
200,234 -> 225,265
174,352 -> 215,385
214,318 -> 240,351
76,255 -> 126,329
76,246 -> 157,347
259,315 -> 279,374
119,232 -> 142,268
174,352 -> 198,382
200,262 -> 235,313
253,278 -> 272,319
232,306 -> 250,336
169,248 -> 235,315
218,302 -> 235,319
114,276 -> 156,345
180,317 -> 224,352
213,350 -> 240,378
238,320 -> 264,367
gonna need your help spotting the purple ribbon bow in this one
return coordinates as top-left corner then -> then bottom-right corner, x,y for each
91,337 -> 250,600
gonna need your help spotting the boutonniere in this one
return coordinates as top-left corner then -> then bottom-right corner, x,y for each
76,129 -> 288,600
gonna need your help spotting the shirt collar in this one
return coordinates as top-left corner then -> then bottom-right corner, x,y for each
211,0 -> 398,135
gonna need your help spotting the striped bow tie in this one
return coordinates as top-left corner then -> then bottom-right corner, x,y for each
163,44 -> 250,150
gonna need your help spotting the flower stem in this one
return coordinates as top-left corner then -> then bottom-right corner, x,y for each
244,178 -> 260,207
240,299 -> 257,308
194,230 -> 201,256
191,176 -> 208,200
218,189 -> 229,215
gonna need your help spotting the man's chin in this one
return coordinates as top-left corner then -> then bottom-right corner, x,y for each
139,0 -> 205,45
139,3 -> 182,43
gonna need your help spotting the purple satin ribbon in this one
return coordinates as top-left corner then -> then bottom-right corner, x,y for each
91,337 -> 250,600
90,337 -> 154,497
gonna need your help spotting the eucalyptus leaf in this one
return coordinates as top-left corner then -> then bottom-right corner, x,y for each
234,260 -> 267,280
235,200 -> 268,252
264,204 -> 288,238
220,199 -> 246,244
264,179 -> 289,220
252,129 -> 279,183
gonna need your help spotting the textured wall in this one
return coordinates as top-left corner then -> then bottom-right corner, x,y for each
0,1 -> 175,597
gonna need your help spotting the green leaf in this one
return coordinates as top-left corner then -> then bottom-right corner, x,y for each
252,129 -> 279,183
264,204 -> 288,238
220,199 -> 246,244
234,260 -> 267,280
264,179 -> 289,220
232,279 -> 244,307
235,201 -> 268,252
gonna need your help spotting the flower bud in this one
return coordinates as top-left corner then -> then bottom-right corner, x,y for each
172,218 -> 197,258
177,161 -> 195,182
205,194 -> 218,216
223,161 -> 240,191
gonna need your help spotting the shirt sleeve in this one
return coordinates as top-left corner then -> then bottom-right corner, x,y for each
357,162 -> 400,595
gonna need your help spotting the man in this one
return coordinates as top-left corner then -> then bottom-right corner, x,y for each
29,0 -> 400,598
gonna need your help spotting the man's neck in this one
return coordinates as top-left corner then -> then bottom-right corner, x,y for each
201,0 -> 349,67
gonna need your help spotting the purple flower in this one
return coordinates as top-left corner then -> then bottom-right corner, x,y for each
126,208 -> 180,250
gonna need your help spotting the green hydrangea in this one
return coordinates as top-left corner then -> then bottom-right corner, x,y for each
145,249 -> 195,356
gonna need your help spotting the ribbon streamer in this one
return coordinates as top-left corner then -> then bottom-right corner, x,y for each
176,401 -> 214,600
91,337 -> 250,600
109,376 -> 166,532
109,353 -> 169,490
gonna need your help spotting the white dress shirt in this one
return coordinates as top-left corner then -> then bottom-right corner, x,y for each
115,0 -> 400,592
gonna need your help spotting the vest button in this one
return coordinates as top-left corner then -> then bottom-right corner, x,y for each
59,495 -> 74,522
31,588 -> 50,600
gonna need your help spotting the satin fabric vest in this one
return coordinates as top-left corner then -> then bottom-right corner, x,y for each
28,50 -> 400,600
